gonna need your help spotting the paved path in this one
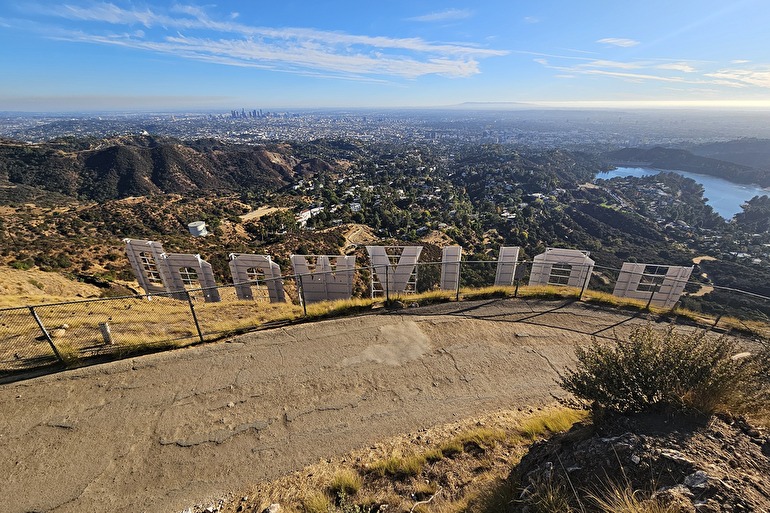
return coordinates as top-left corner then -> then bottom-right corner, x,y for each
0,299 -> 653,513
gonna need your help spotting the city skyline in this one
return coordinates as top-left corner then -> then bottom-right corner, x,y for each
1,1 -> 770,111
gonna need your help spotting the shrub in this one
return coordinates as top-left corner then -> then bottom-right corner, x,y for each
10,259 -> 32,270
559,325 -> 763,416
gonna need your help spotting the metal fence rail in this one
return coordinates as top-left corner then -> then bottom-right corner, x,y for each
1,259 -> 768,378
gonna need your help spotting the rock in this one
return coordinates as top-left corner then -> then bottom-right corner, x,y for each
659,448 -> 695,465
654,485 -> 695,512
684,470 -> 709,489
694,499 -> 721,513
263,503 -> 281,513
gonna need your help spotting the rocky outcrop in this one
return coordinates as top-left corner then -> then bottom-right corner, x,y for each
515,413 -> 770,512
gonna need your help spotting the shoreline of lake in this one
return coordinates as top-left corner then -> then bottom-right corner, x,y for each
595,166 -> 770,219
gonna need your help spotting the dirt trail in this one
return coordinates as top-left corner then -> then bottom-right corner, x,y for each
342,223 -> 378,254
0,299 -> 663,513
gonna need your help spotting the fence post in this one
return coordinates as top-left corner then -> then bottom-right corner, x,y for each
645,283 -> 659,311
298,273 -> 308,317
579,264 -> 589,300
28,306 -> 65,364
186,291 -> 205,343
455,260 -> 462,302
514,261 -> 526,298
384,264 -> 390,302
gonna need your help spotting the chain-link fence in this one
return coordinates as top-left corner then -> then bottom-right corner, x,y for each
2,258 -> 768,379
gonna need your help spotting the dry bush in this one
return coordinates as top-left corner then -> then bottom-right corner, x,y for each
560,325 -> 766,417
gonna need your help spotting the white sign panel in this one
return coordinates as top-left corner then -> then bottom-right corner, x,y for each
124,239 -> 168,295
229,253 -> 285,303
440,246 -> 462,291
613,263 -> 693,309
366,246 -> 422,297
529,248 -> 594,290
291,255 -> 356,304
160,253 -> 221,302
494,246 -> 521,286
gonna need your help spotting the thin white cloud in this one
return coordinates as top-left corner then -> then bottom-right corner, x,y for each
513,50 -> 595,62
22,2 -> 505,80
523,16 -> 540,24
657,62 -> 697,73
706,68 -> 770,88
407,8 -> 473,22
596,38 -> 640,48
731,59 -> 750,64
583,60 -> 643,70
560,47 -> 599,55
532,53 -> 770,91
579,69 -> 687,83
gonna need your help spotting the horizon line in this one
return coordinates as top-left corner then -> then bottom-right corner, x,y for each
3,99 -> 770,115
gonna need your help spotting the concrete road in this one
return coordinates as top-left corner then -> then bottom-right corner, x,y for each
0,298 -> 652,513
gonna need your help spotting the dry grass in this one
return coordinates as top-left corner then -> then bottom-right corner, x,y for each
461,285 -> 515,300
517,409 -> 588,440
4,279 -> 768,375
520,475 -> 577,513
582,290 -> 656,311
328,469 -> 362,497
454,426 -> 509,447
437,439 -> 464,457
302,492 -> 331,513
588,482 -> 679,513
519,285 -> 582,300
304,297 -> 376,319
221,406 -> 585,513
368,451 -> 426,479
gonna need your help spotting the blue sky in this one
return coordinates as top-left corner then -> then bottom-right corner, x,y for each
1,1 -> 770,111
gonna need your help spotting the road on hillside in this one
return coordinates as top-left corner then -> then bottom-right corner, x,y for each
0,299 -> 667,513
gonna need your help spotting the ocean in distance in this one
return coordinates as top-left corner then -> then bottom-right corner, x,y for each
596,166 -> 770,219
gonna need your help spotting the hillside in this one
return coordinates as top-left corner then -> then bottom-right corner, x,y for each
0,135 -> 302,201
2,136 -> 769,321
605,146 -> 770,186
688,137 -> 770,170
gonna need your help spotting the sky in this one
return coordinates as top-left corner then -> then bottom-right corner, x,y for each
1,0 -> 770,111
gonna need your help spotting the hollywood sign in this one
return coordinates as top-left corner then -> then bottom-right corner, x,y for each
124,239 -> 692,309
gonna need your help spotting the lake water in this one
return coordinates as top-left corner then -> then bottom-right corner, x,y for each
596,167 -> 770,219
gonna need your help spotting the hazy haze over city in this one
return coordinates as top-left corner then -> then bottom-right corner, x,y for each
1,0 -> 770,111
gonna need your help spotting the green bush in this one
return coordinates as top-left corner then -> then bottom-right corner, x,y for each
559,325 -> 764,416
10,259 -> 33,270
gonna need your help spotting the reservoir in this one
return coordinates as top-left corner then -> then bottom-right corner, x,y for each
596,166 -> 770,219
